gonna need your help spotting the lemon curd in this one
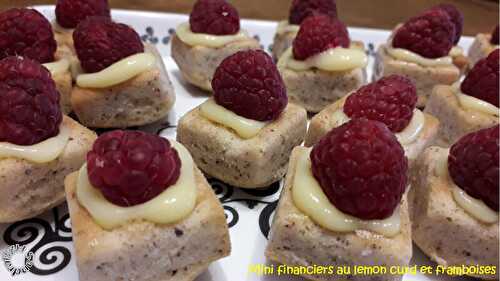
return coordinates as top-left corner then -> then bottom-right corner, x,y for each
279,46 -> 368,72
292,147 -> 402,237
199,98 -> 269,139
436,152 -> 498,224
76,53 -> 156,88
76,141 -> 197,230
385,36 -> 460,68
329,105 -> 425,145
0,123 -> 70,163
43,59 -> 71,76
449,82 -> 499,116
275,21 -> 300,35
176,22 -> 249,48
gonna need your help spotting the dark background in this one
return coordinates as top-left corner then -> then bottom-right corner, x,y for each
2,0 -> 499,35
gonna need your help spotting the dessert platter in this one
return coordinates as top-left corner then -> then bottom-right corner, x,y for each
0,0 -> 497,281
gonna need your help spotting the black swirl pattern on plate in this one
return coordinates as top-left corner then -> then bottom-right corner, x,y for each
141,26 -> 175,45
253,34 -> 265,50
164,28 -> 176,45
258,200 -> 278,239
3,207 -> 72,275
367,42 -> 376,56
223,206 -> 239,228
141,26 -> 159,44
208,178 -> 281,237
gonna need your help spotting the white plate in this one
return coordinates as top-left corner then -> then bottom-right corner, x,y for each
0,6 -> 477,281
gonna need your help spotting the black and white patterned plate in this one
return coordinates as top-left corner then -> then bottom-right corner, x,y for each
0,6 -> 476,281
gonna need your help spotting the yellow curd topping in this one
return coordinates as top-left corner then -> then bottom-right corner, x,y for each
276,21 -> 300,35
76,141 -> 197,230
278,46 -> 368,72
330,107 -> 351,128
435,148 -> 451,178
76,53 -> 156,88
43,59 -> 71,76
452,187 -> 498,224
436,152 -> 498,224
451,83 -> 499,116
449,46 -> 464,57
386,45 -> 453,67
68,57 -> 84,80
0,123 -> 70,163
395,109 -> 425,145
457,93 -> 499,116
199,98 -> 268,139
292,147 -> 401,237
175,22 -> 249,48
330,106 -> 425,145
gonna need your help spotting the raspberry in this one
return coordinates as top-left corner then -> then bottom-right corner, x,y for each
292,15 -> 349,60
73,17 -> 144,73
0,8 -> 56,63
448,126 -> 499,211
0,57 -> 62,146
212,50 -> 287,121
289,0 -> 337,25
392,9 -> 455,58
310,118 -> 408,220
189,0 -> 240,36
431,4 -> 463,44
344,75 -> 417,133
491,25 -> 499,45
87,130 -> 181,207
460,49 -> 499,107
56,0 -> 110,29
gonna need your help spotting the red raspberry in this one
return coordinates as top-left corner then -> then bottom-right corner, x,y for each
87,130 -> 181,207
431,4 -> 463,44
0,8 -> 56,63
448,126 -> 499,211
56,0 -> 111,29
73,17 -> 144,73
460,49 -> 499,107
310,118 -> 408,220
292,15 -> 349,60
344,75 -> 417,133
189,0 -> 240,36
491,25 -> 499,45
212,50 -> 287,121
392,9 -> 455,58
289,0 -> 337,25
0,57 -> 62,146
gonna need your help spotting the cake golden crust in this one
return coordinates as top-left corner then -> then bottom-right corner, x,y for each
52,70 -> 73,114
424,85 -> 498,147
281,67 -> 365,113
278,41 -> 366,113
52,44 -> 75,114
265,147 -> 412,281
272,29 -> 296,60
410,146 -> 499,280
468,33 -> 498,68
0,116 -> 96,223
71,44 -> 175,128
65,164 -> 230,281
171,34 -> 261,91
374,44 -> 460,107
177,103 -> 307,188
53,27 -> 76,57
